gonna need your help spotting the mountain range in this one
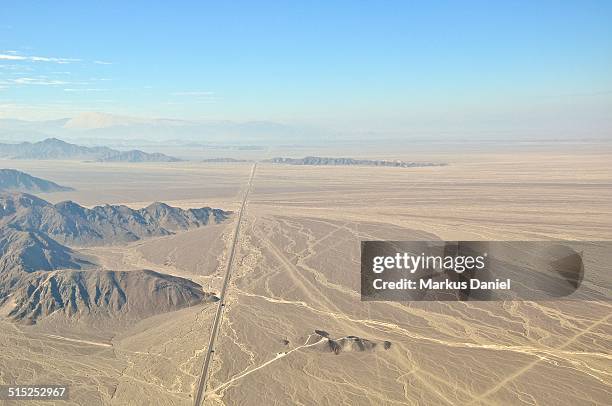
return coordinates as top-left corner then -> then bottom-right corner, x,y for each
0,192 -> 229,246
0,192 -> 230,325
0,169 -> 74,193
0,137 -> 181,162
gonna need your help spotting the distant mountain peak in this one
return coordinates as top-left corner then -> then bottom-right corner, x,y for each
40,137 -> 68,145
0,169 -> 74,193
146,201 -> 172,210
0,138 -> 181,162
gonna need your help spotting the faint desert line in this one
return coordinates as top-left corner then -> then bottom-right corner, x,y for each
469,312 -> 612,402
234,289 -> 612,361
42,334 -> 177,362
244,222 -> 611,369
205,334 -> 324,396
41,334 -> 112,347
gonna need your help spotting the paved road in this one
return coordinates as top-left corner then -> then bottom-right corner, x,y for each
193,163 -> 257,406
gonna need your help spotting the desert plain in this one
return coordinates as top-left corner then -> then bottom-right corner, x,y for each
0,141 -> 611,405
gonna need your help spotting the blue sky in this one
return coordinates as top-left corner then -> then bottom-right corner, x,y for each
1,1 -> 611,137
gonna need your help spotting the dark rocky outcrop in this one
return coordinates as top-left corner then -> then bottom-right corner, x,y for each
312,332 -> 392,355
202,158 -> 249,163
267,156 -> 446,168
97,150 -> 181,162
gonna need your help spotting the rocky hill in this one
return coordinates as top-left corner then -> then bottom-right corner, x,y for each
7,269 -> 217,325
267,156 -> 446,168
0,226 -> 92,296
0,227 -> 89,274
0,169 -> 74,193
313,332 -> 392,355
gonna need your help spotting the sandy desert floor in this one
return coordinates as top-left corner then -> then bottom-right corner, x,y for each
0,142 -> 610,405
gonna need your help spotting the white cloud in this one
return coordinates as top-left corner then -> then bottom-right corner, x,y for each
0,52 -> 80,64
93,60 -> 113,65
0,53 -> 23,60
12,77 -> 69,85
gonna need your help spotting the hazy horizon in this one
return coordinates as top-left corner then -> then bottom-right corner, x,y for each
1,1 -> 611,141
